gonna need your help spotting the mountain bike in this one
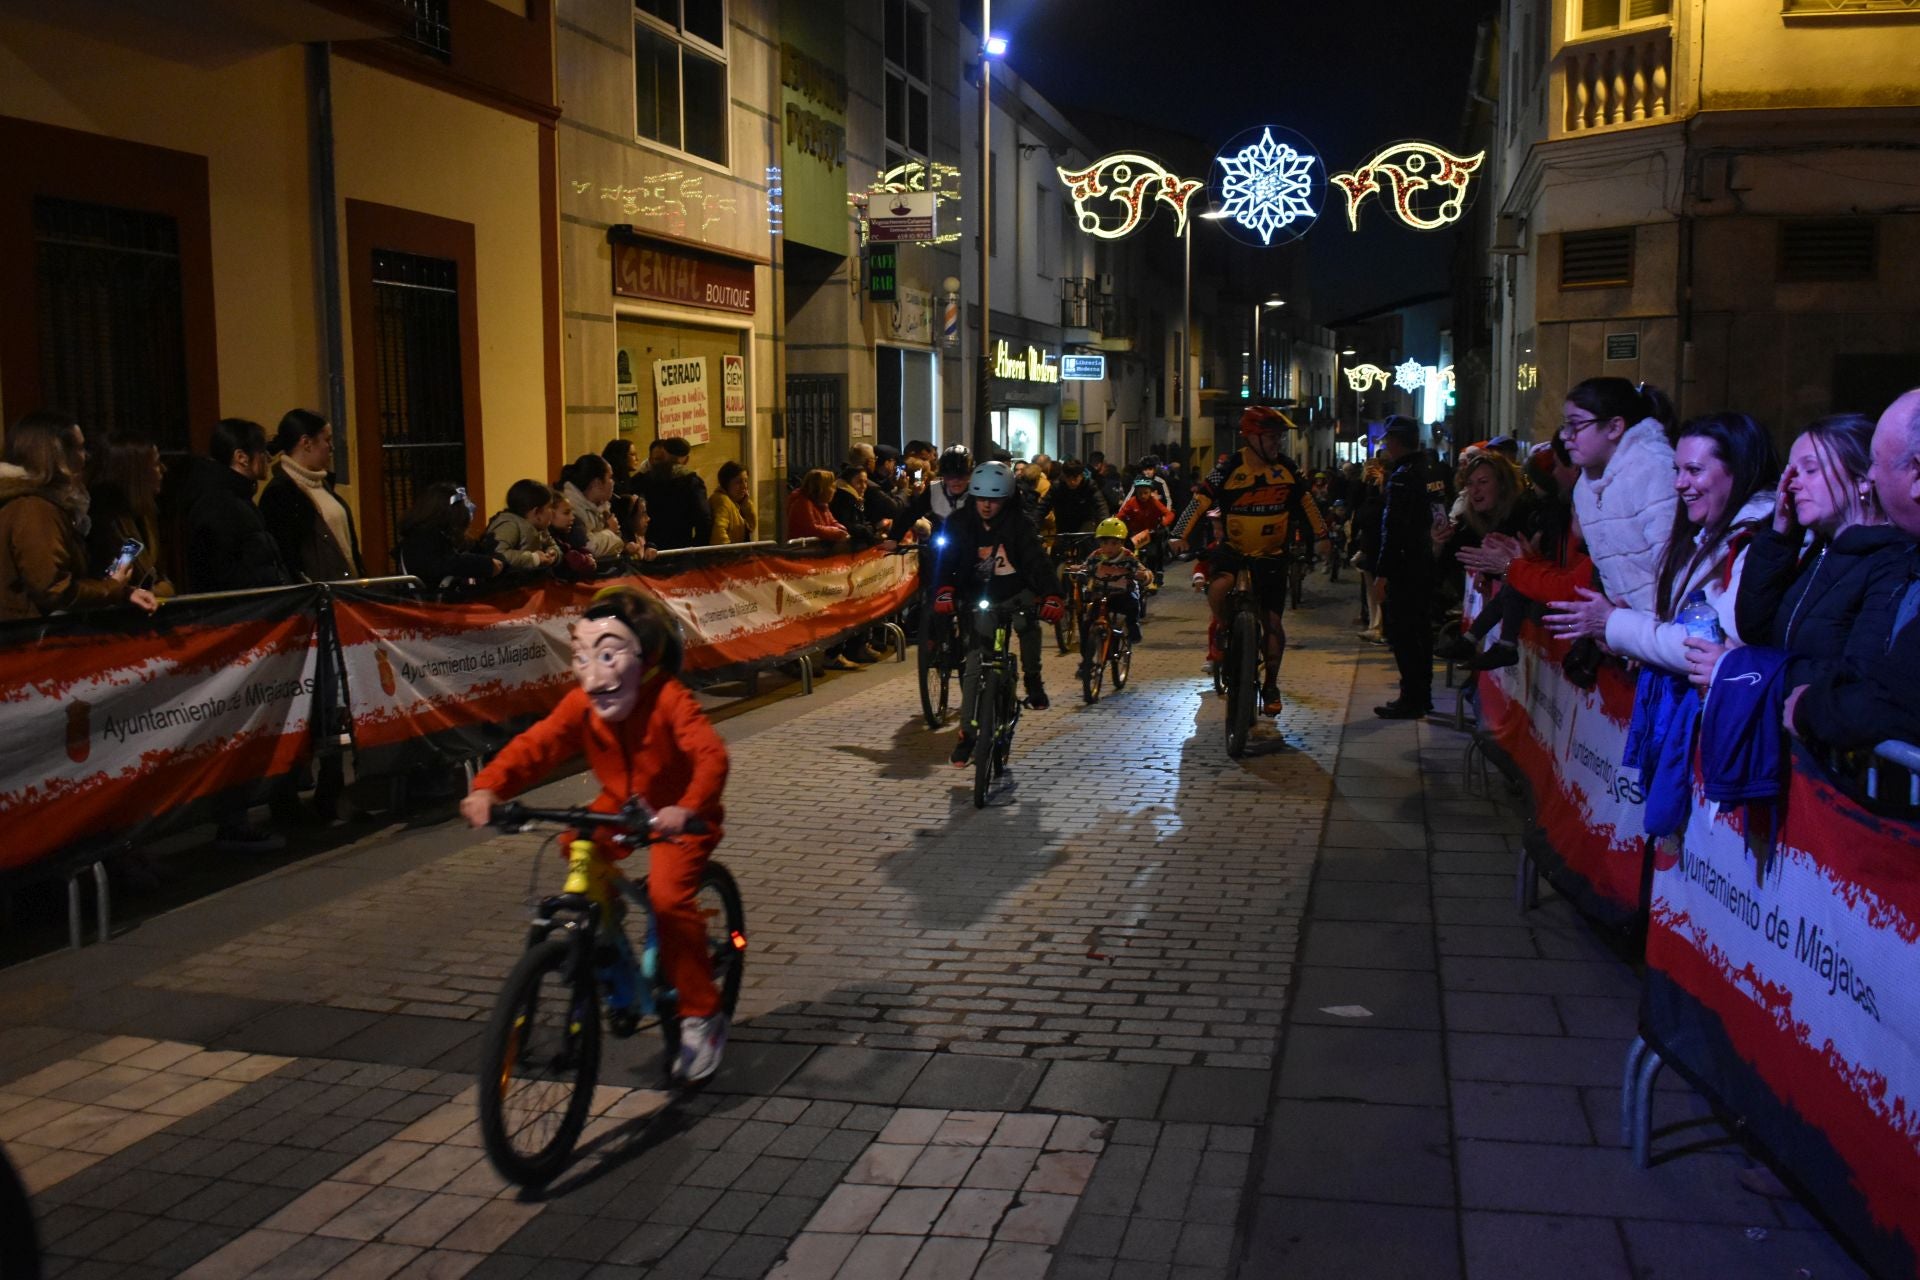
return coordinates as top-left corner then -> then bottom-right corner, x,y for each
1049,532 -> 1096,654
963,594 -> 1028,809
476,799 -> 745,1188
1076,578 -> 1133,705
1220,565 -> 1262,758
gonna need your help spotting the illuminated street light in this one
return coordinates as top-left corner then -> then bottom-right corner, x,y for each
984,33 -> 1008,57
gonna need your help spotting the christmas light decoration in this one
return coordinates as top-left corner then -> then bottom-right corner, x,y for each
1344,363 -> 1391,392
1056,153 -> 1204,241
854,160 -> 965,246
1329,143 -> 1485,232
1395,359 -> 1431,393
1209,126 -> 1322,247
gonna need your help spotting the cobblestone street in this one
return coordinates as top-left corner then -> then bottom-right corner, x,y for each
0,585 -> 1869,1278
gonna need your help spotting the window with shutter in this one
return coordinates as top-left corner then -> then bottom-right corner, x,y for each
1778,219 -> 1877,282
1560,228 -> 1634,288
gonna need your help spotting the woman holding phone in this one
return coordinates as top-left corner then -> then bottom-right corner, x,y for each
0,411 -> 159,620
86,429 -> 175,597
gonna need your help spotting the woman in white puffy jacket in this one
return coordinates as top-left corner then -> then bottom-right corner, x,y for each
1559,378 -> 1679,613
1545,412 -> 1781,673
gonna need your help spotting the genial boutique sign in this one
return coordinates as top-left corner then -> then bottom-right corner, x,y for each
612,233 -> 756,315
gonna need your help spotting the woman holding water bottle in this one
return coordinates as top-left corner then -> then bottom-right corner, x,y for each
1545,413 -> 1779,673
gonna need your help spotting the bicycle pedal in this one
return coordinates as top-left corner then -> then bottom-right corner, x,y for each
608,1009 -> 640,1039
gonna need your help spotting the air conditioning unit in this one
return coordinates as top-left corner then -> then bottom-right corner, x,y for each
1490,215 -> 1527,257
1096,273 -> 1115,295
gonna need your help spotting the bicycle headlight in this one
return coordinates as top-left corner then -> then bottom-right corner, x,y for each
934,534 -> 947,548
977,598 -> 991,611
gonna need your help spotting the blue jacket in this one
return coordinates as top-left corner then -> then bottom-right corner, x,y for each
1623,666 -> 1698,838
1701,646 -> 1791,805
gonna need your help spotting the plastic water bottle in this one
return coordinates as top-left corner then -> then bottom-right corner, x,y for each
1678,589 -> 1723,644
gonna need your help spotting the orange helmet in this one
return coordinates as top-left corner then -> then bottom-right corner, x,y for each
1240,405 -> 1291,437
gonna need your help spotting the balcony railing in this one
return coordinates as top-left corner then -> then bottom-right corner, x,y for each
1557,25 -> 1671,136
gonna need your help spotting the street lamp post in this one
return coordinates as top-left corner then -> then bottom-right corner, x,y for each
973,13 -> 1007,461
1252,297 -> 1283,403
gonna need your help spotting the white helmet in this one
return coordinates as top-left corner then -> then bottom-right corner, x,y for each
968,460 -> 1017,499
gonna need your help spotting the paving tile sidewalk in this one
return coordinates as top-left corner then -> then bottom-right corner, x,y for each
1226,648 -> 1869,1280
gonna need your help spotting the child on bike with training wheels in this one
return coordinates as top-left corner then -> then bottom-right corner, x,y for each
1075,517 -> 1151,680
460,587 -> 731,1083
934,460 -> 1064,763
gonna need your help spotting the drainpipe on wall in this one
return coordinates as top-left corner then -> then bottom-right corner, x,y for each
306,42 -> 350,466
769,20 -> 787,539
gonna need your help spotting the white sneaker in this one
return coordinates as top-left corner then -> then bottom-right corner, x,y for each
675,1014 -> 727,1083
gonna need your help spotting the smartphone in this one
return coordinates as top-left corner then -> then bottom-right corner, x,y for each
106,537 -> 144,577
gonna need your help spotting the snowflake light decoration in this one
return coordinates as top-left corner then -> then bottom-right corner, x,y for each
1394,359 -> 1431,393
1214,128 -> 1318,245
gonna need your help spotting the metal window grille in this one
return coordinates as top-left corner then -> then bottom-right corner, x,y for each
32,197 -> 191,454
1779,218 -> 1877,282
400,0 -> 451,60
784,374 -> 844,490
1560,228 -> 1634,288
371,249 -> 467,561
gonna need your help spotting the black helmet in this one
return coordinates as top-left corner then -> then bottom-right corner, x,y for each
937,445 -> 973,478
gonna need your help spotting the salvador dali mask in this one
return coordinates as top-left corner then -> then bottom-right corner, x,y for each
573,616 -> 645,723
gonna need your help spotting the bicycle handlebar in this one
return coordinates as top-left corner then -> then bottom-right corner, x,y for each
489,798 -> 709,838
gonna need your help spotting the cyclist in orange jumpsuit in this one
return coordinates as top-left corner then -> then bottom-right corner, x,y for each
461,587 -> 730,1082
1171,406 -> 1329,716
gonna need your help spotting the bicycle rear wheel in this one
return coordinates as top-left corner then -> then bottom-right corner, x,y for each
972,668 -> 998,808
917,616 -> 950,729
476,936 -> 600,1187
646,862 -> 748,1079
1225,611 -> 1259,758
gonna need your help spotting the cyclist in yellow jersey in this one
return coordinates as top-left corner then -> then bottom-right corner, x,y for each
1170,406 -> 1330,715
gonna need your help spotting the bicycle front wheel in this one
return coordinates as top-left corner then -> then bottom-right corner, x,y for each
1083,627 -> 1107,705
476,936 -> 601,1187
1225,611 -> 1259,758
1111,631 -> 1131,692
972,668 -> 998,808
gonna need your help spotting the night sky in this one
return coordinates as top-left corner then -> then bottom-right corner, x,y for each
988,0 -> 1492,320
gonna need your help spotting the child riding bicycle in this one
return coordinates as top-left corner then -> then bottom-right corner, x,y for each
1075,518 -> 1151,680
459,587 -> 731,1083
934,460 -> 1063,762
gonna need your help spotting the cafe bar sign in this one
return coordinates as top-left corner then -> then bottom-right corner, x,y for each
993,340 -> 1059,384
610,228 -> 756,315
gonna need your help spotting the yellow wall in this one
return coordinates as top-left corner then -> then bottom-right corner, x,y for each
329,55 -> 549,523
0,18 -> 320,441
1691,1 -> 1920,112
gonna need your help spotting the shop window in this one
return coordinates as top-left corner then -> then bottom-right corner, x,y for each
636,0 -> 728,164
883,0 -> 930,171
32,196 -> 191,454
370,248 -> 469,563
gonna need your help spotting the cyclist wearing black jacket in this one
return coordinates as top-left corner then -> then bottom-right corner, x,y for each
934,461 -> 1064,759
1036,459 -> 1110,534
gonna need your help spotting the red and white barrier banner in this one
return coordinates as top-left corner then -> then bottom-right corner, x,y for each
0,589 -> 321,873
1474,620 -> 1646,925
333,546 -> 918,762
1644,750 -> 1920,1279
